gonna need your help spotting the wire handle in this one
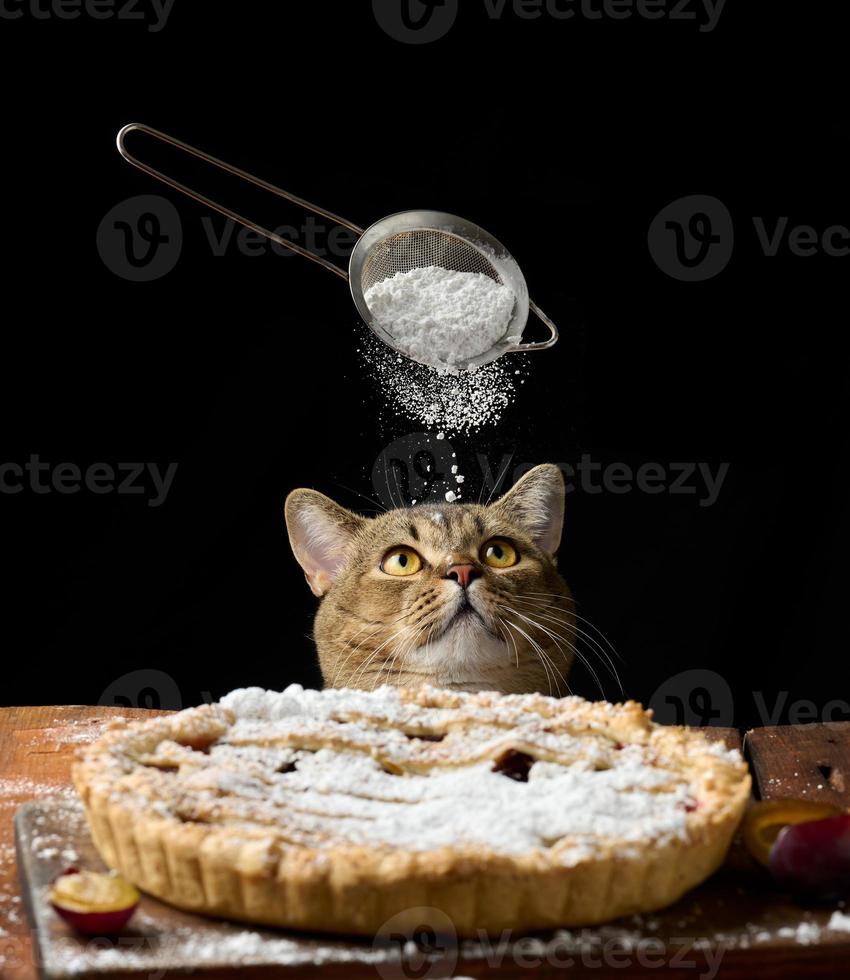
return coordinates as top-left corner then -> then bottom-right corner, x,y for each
116,123 -> 363,281
506,301 -> 559,352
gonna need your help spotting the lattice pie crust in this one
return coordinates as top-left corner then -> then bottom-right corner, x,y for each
73,686 -> 750,936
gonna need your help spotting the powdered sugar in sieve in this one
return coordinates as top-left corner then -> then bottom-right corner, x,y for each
363,266 -> 516,373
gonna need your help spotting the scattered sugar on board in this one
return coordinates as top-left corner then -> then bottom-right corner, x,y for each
828,910 -> 850,933
358,330 -> 526,434
777,921 -> 822,945
363,266 -> 516,372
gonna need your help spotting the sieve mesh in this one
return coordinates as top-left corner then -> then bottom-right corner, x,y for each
359,229 -> 503,293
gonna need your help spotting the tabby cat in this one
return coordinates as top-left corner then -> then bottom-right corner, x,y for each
285,464 -> 575,694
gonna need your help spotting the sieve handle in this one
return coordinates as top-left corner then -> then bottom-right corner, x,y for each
506,302 -> 559,352
116,123 -> 364,282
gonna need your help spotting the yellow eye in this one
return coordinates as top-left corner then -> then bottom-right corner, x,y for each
381,546 -> 423,577
481,538 -> 519,568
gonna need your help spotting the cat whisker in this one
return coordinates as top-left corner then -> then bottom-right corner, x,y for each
377,623 -> 425,690
508,598 -> 623,692
382,454 -> 399,511
507,593 -> 623,667
331,605 -> 425,685
483,453 -> 514,507
508,596 -> 624,695
372,630 -> 408,691
331,482 -> 388,514
502,617 -> 567,697
350,625 -> 412,689
330,624 -> 386,687
516,594 -> 626,662
502,603 -> 576,687
391,462 -> 407,512
506,605 -> 598,692
496,617 -> 520,669
504,605 -> 604,699
345,619 -> 419,688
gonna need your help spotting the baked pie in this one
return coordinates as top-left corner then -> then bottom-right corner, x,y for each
73,686 -> 750,936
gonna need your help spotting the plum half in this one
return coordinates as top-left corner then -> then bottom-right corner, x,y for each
49,870 -> 140,935
769,812 -> 850,902
743,799 -> 844,868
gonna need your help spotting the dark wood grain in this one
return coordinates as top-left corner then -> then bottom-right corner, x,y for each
745,722 -> 850,804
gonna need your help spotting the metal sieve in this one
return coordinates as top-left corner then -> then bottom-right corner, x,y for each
117,124 -> 558,370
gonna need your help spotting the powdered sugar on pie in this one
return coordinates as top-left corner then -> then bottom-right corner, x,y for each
73,686 -> 750,935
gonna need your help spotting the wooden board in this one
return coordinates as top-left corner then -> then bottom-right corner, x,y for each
4,707 -> 850,979
0,706 -> 170,980
746,723 -> 850,804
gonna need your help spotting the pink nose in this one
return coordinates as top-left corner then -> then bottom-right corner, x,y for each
446,563 -> 479,589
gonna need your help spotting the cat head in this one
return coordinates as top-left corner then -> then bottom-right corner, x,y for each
285,464 -> 574,695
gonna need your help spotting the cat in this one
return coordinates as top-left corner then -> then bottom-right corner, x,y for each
284,464 -> 576,695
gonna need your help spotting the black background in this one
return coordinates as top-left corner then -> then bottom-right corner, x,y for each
1,0 -> 847,727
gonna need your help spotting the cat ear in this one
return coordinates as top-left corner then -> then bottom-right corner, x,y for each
490,464 -> 565,556
285,490 -> 365,597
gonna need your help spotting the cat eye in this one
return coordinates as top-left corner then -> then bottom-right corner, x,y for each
481,538 -> 519,569
381,546 -> 423,577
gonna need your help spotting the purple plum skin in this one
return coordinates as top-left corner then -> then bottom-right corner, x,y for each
769,813 -> 850,901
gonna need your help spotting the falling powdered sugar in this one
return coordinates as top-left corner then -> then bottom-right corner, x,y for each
359,331 -> 525,434
364,266 -> 516,372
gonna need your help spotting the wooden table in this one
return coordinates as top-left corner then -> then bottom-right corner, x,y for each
1,707 -> 849,979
